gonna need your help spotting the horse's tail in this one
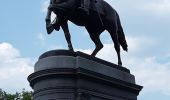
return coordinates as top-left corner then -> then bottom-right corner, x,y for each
116,12 -> 128,51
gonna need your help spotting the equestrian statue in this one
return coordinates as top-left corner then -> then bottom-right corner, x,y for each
45,0 -> 128,65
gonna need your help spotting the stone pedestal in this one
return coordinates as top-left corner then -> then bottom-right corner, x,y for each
28,50 -> 142,100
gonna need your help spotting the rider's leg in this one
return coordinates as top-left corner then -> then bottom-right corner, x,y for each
84,0 -> 90,12
80,0 -> 84,7
79,0 -> 90,14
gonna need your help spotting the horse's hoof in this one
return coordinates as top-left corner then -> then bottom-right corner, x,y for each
118,65 -> 122,67
118,62 -> 122,66
68,44 -> 74,52
91,52 -> 96,57
46,24 -> 54,34
69,48 -> 74,52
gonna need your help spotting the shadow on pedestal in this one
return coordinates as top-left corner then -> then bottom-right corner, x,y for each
28,50 -> 143,100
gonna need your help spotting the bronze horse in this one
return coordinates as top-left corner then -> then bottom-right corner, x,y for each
45,0 -> 128,65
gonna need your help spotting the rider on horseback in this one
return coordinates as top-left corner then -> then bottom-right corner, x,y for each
46,0 -> 92,34
46,0 -> 99,34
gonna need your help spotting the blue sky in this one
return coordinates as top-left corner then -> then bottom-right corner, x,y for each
0,0 -> 170,100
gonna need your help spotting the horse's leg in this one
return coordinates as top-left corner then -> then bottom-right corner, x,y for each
107,27 -> 122,66
61,21 -> 74,51
86,28 -> 103,56
91,34 -> 103,56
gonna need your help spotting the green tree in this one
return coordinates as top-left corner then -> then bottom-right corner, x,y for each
0,89 -> 5,100
21,89 -> 32,100
4,93 -> 16,100
0,88 -> 33,100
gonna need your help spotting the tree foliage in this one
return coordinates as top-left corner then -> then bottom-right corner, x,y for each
0,88 -> 33,100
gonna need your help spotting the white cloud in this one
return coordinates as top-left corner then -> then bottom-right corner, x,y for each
0,42 -> 34,93
0,43 -> 20,60
141,0 -> 170,16
125,57 -> 170,96
126,36 -> 156,54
